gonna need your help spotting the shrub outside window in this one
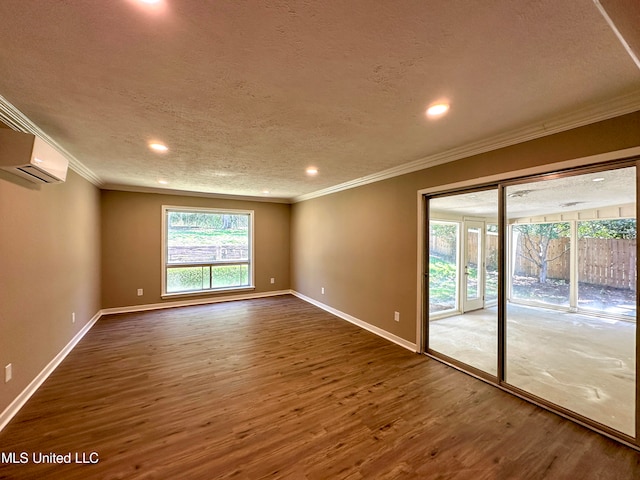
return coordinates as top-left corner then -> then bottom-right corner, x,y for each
162,206 -> 254,295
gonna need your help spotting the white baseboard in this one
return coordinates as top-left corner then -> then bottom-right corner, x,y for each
0,310 -> 102,432
0,290 -> 292,433
1,289 -> 414,433
291,290 -> 418,352
101,289 -> 292,315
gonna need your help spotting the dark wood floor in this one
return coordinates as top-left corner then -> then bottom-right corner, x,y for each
1,295 -> 639,479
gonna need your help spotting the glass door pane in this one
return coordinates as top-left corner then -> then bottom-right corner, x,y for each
429,221 -> 460,315
464,222 -> 483,312
485,224 -> 499,305
578,219 -> 637,318
510,222 -> 570,307
505,167 -> 636,436
429,190 -> 498,376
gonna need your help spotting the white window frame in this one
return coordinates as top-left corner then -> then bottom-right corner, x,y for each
161,205 -> 255,297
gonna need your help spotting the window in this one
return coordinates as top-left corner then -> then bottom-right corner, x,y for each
162,206 -> 254,295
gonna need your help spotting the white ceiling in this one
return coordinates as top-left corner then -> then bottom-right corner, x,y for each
430,166 -> 636,218
0,0 -> 638,201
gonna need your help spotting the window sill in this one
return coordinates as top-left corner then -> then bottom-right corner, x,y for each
161,285 -> 256,300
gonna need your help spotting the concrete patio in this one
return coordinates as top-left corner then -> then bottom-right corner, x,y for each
429,304 -> 636,436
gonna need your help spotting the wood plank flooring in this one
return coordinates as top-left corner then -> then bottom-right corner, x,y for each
1,295 -> 639,479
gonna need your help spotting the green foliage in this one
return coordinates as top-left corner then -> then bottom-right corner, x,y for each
168,211 -> 249,230
429,221 -> 458,262
167,265 -> 249,293
167,212 -> 249,247
430,222 -> 457,243
515,219 -> 636,240
578,219 -> 636,239
167,266 -> 206,292
429,255 -> 457,310
513,222 -> 570,239
168,228 -> 248,247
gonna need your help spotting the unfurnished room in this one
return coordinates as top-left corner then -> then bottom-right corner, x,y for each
1,1 -> 640,479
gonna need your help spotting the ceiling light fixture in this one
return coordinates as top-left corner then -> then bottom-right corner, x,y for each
149,142 -> 168,153
158,180 -> 168,185
132,0 -> 165,13
426,103 -> 450,118
592,177 -> 605,182
262,190 -> 270,194
306,167 -> 318,175
507,189 -> 532,198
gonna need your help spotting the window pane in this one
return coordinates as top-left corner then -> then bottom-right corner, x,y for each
485,224 -> 499,304
506,167 -> 636,436
167,266 -> 211,293
428,189 -> 499,377
167,212 -> 249,264
511,222 -> 570,307
429,221 -> 459,314
578,219 -> 637,317
211,264 -> 249,288
466,226 -> 481,301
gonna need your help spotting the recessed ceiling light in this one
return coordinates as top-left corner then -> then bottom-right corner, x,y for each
262,190 -> 270,194
149,142 -> 168,153
132,0 -> 165,11
426,103 -> 450,118
306,167 -> 318,175
158,180 -> 168,185
592,177 -> 605,182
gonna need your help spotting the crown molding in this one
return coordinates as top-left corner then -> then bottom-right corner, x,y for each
0,94 -> 102,186
101,183 -> 292,204
2,88 -> 639,201
593,0 -> 640,72
293,91 -> 640,203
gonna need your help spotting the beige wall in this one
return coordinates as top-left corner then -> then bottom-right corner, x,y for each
291,111 -> 640,345
0,110 -> 637,419
0,169 -> 101,414
101,191 -> 291,308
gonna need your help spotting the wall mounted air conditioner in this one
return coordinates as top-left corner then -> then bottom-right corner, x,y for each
0,129 -> 68,183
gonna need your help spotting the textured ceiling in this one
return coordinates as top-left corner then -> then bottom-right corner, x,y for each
0,0 -> 638,201
430,166 -> 636,218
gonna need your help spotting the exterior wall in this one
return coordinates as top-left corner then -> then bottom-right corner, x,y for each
0,169 -> 101,414
291,111 -> 640,345
101,191 -> 291,309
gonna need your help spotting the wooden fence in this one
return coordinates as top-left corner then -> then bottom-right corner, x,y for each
578,238 -> 636,290
514,237 -> 637,290
431,235 -> 637,291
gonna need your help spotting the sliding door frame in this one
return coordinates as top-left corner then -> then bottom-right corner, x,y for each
419,157 -> 639,449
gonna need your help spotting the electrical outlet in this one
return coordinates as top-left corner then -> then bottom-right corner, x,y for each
5,364 -> 12,383
394,311 -> 400,322
72,312 -> 75,324
321,287 -> 325,295
137,288 -> 143,296
270,278 -> 275,284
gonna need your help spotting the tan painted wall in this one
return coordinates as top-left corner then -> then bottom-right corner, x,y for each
101,191 -> 291,308
291,111 -> 640,345
0,110 -> 636,418
0,169 -> 101,414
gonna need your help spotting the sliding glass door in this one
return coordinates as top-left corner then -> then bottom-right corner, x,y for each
505,167 -> 636,436
426,161 -> 637,442
428,190 -> 498,377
